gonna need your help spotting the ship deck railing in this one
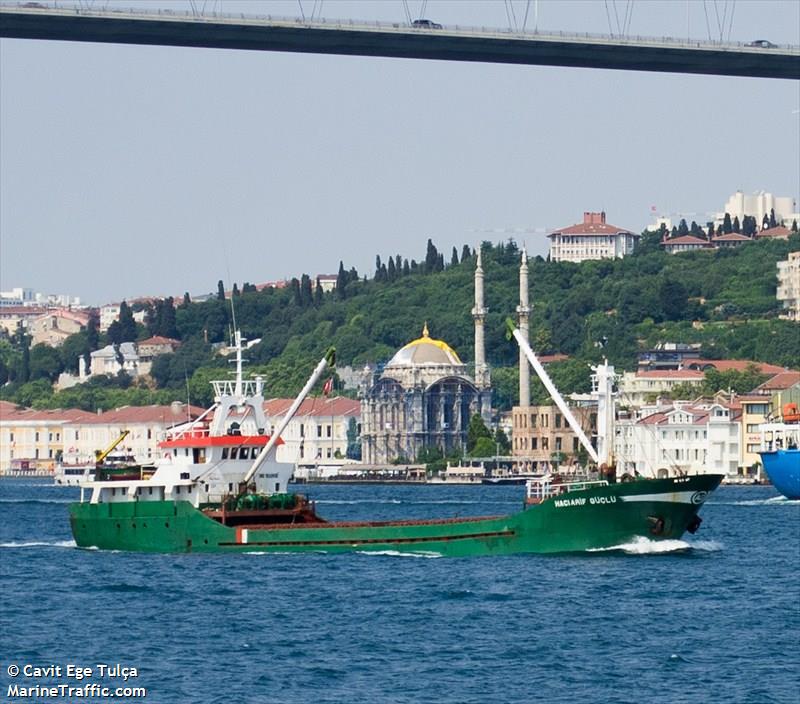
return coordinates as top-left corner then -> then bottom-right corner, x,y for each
526,477 -> 609,503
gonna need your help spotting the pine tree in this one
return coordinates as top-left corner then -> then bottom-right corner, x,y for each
732,216 -> 741,233
387,256 -> 396,281
424,239 -> 439,273
232,283 -> 240,297
117,301 -> 137,342
336,261 -> 348,299
706,222 -> 715,239
290,278 -> 301,306
722,213 -> 733,234
181,292 -> 191,308
300,274 -> 313,306
792,220 -> 798,233
451,246 -> 459,267
217,280 -> 226,301
769,208 -> 777,228
403,259 -> 410,276
762,213 -> 770,230
461,244 -> 472,263
314,281 -> 324,305
375,255 -> 383,281
395,255 -> 402,274
678,218 -> 689,236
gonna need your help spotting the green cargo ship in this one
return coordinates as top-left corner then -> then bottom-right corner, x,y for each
68,328 -> 722,555
70,473 -> 721,555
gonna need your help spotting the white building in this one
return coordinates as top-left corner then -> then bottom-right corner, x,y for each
776,251 -> 800,321
616,401 -> 740,479
61,404 -> 202,466
548,212 -> 639,263
90,342 -> 141,377
717,190 -> 798,228
263,397 -> 361,464
619,369 -> 705,406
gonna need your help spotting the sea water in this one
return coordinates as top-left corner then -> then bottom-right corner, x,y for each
0,479 -> 797,704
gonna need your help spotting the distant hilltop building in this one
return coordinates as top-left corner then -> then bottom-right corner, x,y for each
547,212 -> 639,263
717,190 -> 798,229
0,286 -> 81,308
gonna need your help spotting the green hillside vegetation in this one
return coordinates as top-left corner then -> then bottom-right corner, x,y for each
1,233 -> 797,412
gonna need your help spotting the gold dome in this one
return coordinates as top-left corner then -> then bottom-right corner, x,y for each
385,324 -> 463,367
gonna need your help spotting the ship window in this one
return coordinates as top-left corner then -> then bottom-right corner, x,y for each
230,448 -> 238,460
222,448 -> 229,459
275,483 -> 280,492
240,447 -> 250,460
148,487 -> 153,495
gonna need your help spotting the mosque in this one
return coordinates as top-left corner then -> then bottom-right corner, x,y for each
360,248 -> 531,464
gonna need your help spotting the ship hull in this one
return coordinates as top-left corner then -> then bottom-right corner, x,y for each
70,475 -> 722,556
760,449 -> 800,500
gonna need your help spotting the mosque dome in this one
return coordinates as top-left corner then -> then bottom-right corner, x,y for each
385,324 -> 463,368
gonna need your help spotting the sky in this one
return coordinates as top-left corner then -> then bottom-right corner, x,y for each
1,0 -> 799,305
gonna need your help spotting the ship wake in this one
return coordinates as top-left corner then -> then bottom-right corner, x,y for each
0,539 -> 78,549
587,536 -> 723,554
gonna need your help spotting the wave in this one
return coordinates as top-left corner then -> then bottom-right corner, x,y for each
587,536 -> 723,554
0,539 -> 77,549
710,496 -> 799,506
355,549 -> 442,558
0,498 -> 73,505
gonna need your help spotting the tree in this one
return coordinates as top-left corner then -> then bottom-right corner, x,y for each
345,416 -> 361,460
658,279 -> 688,322
678,218 -> 689,236
792,220 -> 798,233
424,239 -> 439,273
387,256 -> 396,281
461,244 -> 472,263
232,283 -> 240,297
732,216 -> 741,233
117,301 -> 137,342
494,427 -> 511,455
336,260 -> 348,300
762,213 -> 770,230
769,208 -> 777,228
466,413 -> 492,453
217,280 -> 226,301
722,213 -> 733,234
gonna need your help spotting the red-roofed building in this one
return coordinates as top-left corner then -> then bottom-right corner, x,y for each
61,404 -> 205,466
616,401 -> 741,479
711,232 -> 754,248
682,359 -> 787,375
662,235 -> 714,254
547,212 -> 639,263
756,225 -> 792,240
754,370 -> 800,395
262,396 -> 361,464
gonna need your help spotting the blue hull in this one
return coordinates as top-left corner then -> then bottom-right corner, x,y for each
760,449 -> 800,500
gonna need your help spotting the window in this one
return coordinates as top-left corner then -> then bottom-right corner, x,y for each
35,432 -> 39,442
531,438 -> 538,450
555,437 -> 562,451
222,448 -> 229,459
230,448 -> 238,460
530,414 -> 536,428
746,424 -> 761,433
555,415 -> 562,429
542,438 -> 549,450
240,447 -> 250,460
300,424 -> 305,438
147,429 -> 152,439
326,425 -> 332,438
747,444 -> 760,453
747,404 -> 769,415
317,426 -> 323,438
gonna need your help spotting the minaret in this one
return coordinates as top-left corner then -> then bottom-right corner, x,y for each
517,246 -> 531,407
472,248 -> 488,389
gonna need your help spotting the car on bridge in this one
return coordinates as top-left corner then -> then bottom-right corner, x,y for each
747,39 -> 777,48
411,19 -> 443,30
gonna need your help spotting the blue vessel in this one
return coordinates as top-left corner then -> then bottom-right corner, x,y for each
759,422 -> 800,500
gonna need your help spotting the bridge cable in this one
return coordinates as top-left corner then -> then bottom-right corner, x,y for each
702,1 -> 713,41
521,0 -> 532,32
603,0 -> 615,36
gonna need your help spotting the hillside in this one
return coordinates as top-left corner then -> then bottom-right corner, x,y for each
1,234 -> 797,411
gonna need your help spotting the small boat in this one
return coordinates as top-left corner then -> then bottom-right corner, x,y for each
759,417 -> 800,500
68,325 -> 723,555
54,430 -> 133,486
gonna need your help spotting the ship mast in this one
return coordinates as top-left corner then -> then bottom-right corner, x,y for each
241,347 -> 336,486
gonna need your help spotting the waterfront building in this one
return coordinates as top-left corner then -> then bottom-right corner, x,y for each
756,225 -> 793,240
511,404 -> 596,471
776,251 -> 800,321
61,404 -> 202,466
547,212 -> 639,263
262,396 -> 361,464
0,401 -> 95,473
735,395 -> 773,480
615,401 -> 740,479
0,306 -> 45,336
